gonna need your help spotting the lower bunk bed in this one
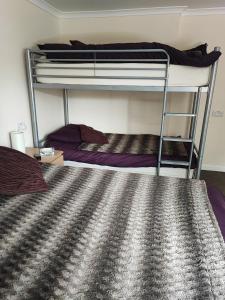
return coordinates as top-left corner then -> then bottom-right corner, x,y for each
46,124 -> 196,178
1,146 -> 225,298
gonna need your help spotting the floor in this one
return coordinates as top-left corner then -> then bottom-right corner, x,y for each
201,170 -> 225,195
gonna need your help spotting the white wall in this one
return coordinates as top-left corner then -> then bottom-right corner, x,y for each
178,15 -> 225,170
0,0 -> 61,147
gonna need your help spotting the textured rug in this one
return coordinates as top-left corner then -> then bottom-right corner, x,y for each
0,165 -> 225,299
79,133 -> 188,156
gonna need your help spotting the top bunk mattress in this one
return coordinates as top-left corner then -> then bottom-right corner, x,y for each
35,63 -> 211,87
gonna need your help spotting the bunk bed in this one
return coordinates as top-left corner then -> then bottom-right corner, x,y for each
25,43 -> 221,179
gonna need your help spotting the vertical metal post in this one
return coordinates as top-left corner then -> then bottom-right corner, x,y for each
196,47 -> 220,179
25,49 -> 39,147
63,89 -> 69,125
157,55 -> 170,176
94,52 -> 96,77
187,88 -> 201,178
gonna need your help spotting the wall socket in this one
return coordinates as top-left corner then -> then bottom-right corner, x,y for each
212,110 -> 224,117
17,122 -> 27,132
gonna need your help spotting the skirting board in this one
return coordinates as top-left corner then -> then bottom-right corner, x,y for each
202,164 -> 225,172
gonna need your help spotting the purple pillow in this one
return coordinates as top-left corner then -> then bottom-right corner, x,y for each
47,124 -> 81,143
0,147 -> 48,196
79,125 -> 108,145
45,139 -> 80,151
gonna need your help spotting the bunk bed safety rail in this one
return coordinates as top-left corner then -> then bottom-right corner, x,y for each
28,48 -> 170,83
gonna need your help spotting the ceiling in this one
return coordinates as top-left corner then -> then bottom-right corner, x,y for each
41,0 -> 225,12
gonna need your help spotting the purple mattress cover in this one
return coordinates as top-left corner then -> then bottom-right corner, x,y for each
208,186 -> 225,241
48,140 -> 197,168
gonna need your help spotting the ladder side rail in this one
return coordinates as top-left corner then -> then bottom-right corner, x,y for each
187,88 -> 202,178
189,92 -> 199,139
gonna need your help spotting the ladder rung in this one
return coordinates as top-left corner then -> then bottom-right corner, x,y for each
165,113 -> 196,117
161,160 -> 190,167
162,137 -> 193,143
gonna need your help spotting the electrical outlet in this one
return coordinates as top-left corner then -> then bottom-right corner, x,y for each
212,110 -> 224,117
17,122 -> 27,132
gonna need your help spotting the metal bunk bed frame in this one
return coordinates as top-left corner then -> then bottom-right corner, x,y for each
25,47 -> 220,179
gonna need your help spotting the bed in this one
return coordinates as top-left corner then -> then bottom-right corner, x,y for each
46,130 -> 197,178
26,42 -> 221,179
1,163 -> 225,299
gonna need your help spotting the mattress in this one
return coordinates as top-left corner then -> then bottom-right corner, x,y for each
36,63 -> 210,87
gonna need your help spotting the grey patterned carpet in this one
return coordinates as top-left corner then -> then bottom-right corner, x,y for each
0,165 -> 225,299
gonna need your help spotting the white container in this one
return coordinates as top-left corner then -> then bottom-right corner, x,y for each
10,131 -> 25,153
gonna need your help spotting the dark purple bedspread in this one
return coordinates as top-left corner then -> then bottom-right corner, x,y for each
48,140 -> 196,168
208,186 -> 225,241
40,42 -> 221,67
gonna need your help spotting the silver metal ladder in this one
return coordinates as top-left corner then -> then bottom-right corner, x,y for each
158,88 -> 202,178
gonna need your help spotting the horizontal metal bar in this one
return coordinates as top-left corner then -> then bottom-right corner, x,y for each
35,58 -> 168,62
30,50 -> 45,56
162,137 -> 193,143
33,83 -> 209,93
160,160 -> 189,166
34,74 -> 168,80
34,66 -> 167,71
30,48 -> 170,54
165,113 -> 196,117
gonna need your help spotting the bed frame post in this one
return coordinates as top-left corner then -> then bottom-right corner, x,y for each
63,89 -> 69,125
196,47 -> 220,179
25,49 -> 39,147
157,53 -> 170,176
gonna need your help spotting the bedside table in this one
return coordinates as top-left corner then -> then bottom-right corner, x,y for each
26,148 -> 64,166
